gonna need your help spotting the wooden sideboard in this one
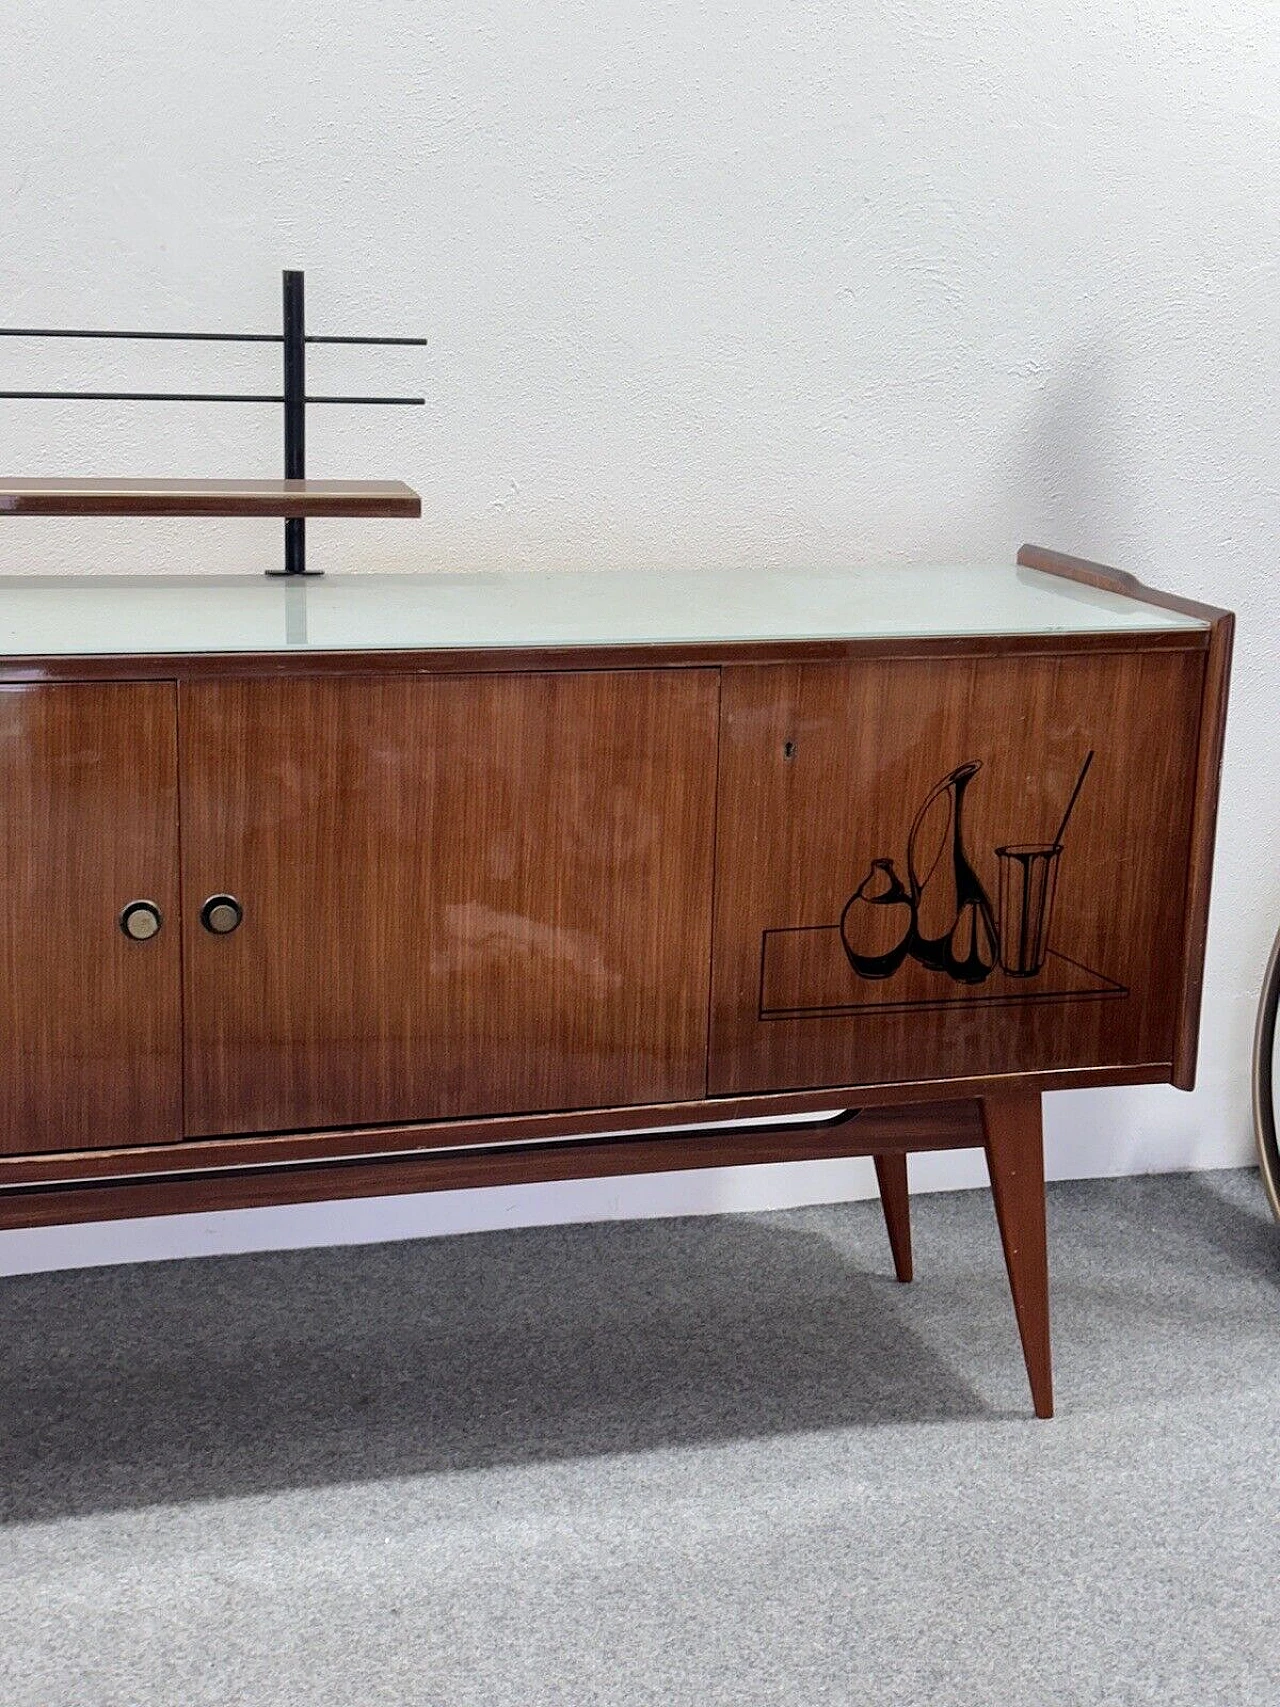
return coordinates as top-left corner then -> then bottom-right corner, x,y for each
0,546 -> 1232,1418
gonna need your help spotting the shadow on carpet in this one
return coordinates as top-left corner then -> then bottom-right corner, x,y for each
1,1168 -> 1275,1528
1,1205 -> 992,1523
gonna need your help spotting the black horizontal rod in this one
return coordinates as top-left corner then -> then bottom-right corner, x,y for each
308,335 -> 427,346
0,390 -> 424,404
0,327 -> 425,345
0,328 -> 277,343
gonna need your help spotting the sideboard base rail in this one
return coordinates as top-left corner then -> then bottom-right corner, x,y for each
0,1101 -> 987,1226
0,1062 -> 1172,1190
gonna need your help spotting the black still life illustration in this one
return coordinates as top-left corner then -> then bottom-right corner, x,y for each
842,759 -> 1001,984
759,749 -> 1129,1021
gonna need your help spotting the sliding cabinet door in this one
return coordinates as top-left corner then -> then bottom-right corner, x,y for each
180,669 -> 718,1137
709,648 -> 1205,1095
0,683 -> 181,1153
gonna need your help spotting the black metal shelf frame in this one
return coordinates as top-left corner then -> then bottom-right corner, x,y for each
0,270 -> 425,575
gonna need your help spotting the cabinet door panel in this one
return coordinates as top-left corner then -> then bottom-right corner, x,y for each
710,651 -> 1203,1095
0,683 -> 181,1153
181,670 -> 717,1136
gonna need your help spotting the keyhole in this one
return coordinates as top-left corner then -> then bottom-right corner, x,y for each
783,740 -> 797,761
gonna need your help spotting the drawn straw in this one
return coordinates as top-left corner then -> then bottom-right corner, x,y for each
1051,750 -> 1094,848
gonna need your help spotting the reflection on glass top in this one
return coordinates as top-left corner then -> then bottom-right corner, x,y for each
0,565 -> 1207,657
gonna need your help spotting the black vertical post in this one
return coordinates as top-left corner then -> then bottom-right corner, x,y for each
282,268 -> 307,575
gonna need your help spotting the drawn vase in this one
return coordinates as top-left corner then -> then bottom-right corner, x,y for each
906,761 -> 1000,985
840,857 -> 915,980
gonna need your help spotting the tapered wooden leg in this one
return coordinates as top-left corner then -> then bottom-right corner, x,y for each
873,1152 -> 913,1282
981,1092 -> 1053,1419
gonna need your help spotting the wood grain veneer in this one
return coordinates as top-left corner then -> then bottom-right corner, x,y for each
0,1100 -> 986,1230
0,627 -> 1207,687
0,682 -> 181,1153
709,647 -> 1205,1096
1017,544 -> 1233,1089
0,1061 -> 1172,1186
179,669 -> 719,1136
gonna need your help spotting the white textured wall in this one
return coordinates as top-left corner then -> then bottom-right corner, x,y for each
1,3 -> 1277,1272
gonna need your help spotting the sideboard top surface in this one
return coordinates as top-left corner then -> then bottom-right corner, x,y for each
0,563 -> 1208,659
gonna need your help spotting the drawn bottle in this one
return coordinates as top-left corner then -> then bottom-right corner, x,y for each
840,857 -> 915,979
906,761 -> 999,984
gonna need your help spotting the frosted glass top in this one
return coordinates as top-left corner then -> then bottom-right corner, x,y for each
0,564 -> 1206,657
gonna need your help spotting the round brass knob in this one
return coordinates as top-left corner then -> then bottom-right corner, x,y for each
201,894 -> 244,936
120,900 -> 163,941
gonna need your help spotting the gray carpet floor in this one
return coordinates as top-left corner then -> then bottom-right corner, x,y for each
1,1167 -> 1277,1706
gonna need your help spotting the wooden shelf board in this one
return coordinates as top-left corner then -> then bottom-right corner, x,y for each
0,478 -> 421,519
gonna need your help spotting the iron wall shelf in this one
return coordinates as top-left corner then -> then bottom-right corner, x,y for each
0,270 -> 423,573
